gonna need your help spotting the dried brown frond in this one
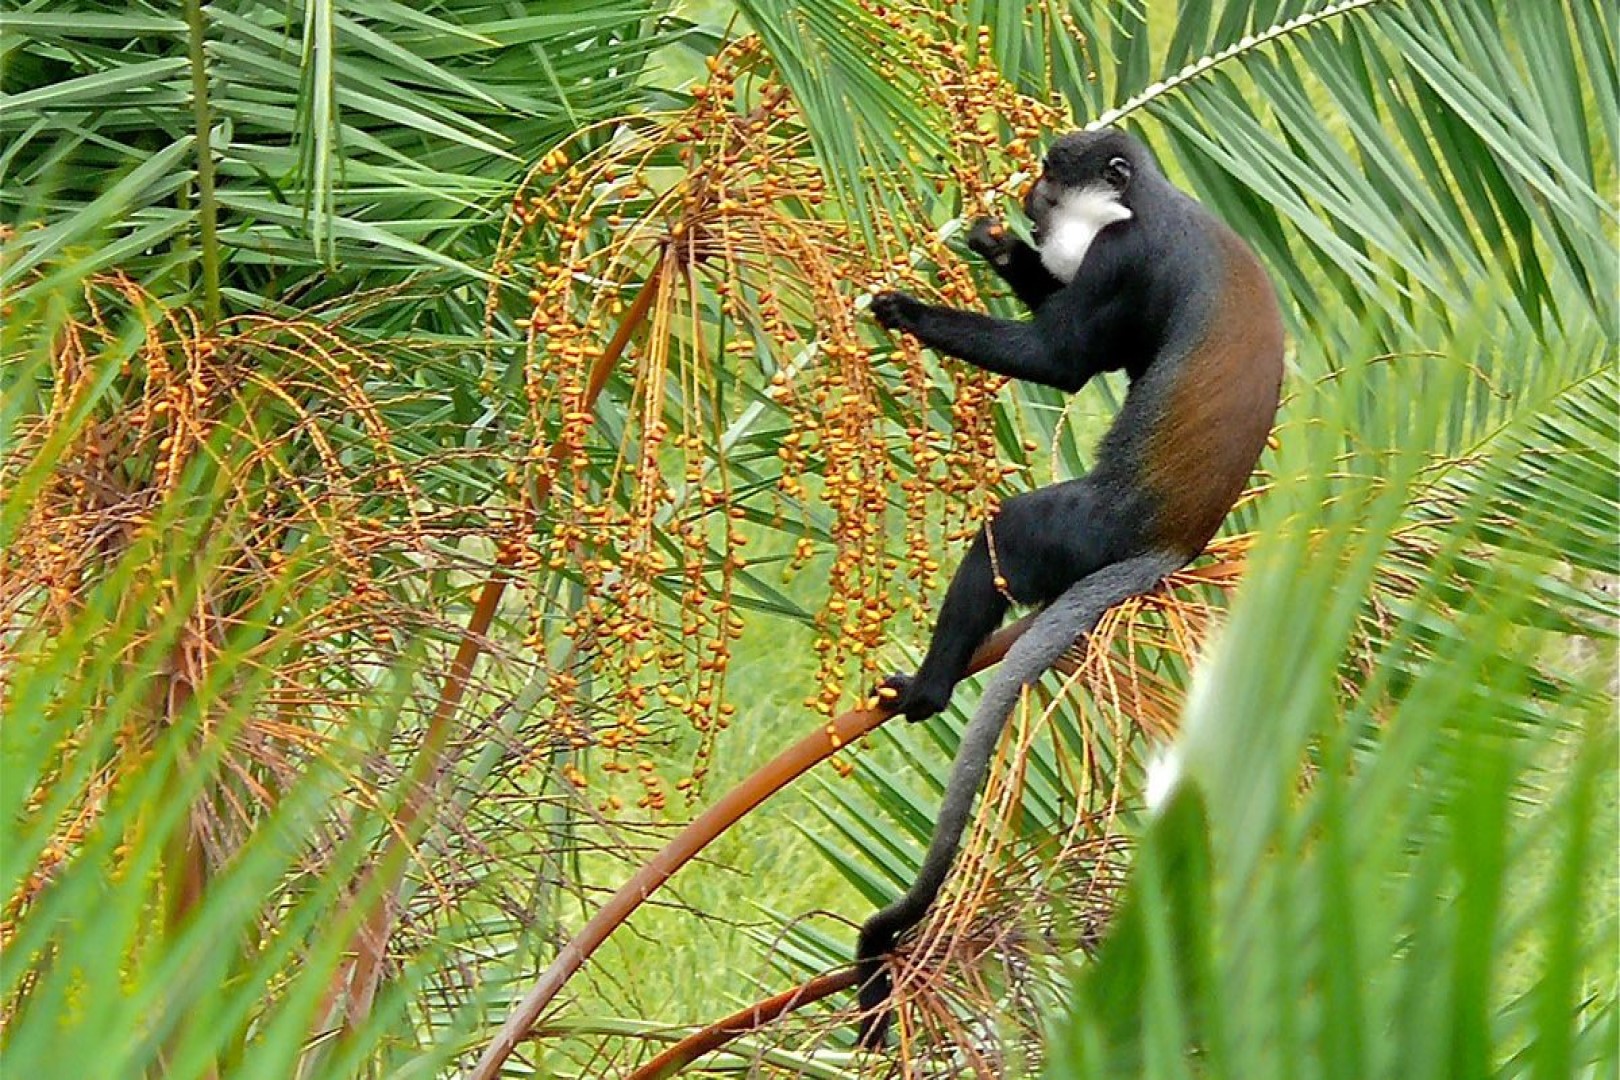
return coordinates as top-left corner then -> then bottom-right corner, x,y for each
0,273 -> 476,934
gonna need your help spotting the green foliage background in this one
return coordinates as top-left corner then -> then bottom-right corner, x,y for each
2,0 -> 1615,1078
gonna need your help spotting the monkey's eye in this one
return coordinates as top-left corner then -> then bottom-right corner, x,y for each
1103,155 -> 1132,189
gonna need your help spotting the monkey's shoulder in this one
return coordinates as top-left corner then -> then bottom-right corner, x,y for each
1073,197 -> 1227,310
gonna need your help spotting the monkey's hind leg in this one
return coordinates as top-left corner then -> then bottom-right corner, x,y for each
854,550 -> 1184,1049
878,530 -> 1011,723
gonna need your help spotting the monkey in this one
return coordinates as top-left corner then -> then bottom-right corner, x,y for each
853,127 -> 1284,1047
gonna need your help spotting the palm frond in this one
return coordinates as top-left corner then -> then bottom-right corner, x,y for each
2,0 -> 684,302
1057,331 -> 1616,1078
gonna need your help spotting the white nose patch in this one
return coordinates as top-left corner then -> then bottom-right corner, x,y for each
1037,186 -> 1133,283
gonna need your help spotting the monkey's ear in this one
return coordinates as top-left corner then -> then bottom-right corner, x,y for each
1103,155 -> 1133,190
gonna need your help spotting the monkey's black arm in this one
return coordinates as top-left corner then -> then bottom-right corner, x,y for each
901,304 -> 1063,385
969,224 -> 1065,311
872,293 -> 1121,393
999,248 -> 1065,310
854,550 -> 1183,1047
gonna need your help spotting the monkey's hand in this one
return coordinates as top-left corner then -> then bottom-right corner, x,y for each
872,672 -> 950,723
966,217 -> 1017,267
869,291 -> 924,333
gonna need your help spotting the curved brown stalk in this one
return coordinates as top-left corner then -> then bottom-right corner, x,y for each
625,969 -> 861,1080
320,264 -> 663,1038
466,613 -> 1036,1080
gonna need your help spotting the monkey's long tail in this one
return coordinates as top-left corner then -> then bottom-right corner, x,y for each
854,551 -> 1182,1048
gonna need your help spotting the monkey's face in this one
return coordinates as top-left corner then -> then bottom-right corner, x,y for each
1025,129 -> 1141,282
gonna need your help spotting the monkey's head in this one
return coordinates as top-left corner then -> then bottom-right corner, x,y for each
1023,129 -> 1159,280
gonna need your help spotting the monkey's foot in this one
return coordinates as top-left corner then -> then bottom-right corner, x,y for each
872,673 -> 949,723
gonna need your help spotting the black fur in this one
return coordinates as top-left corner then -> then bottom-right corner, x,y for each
870,128 -> 1222,726
855,553 -> 1182,1046
965,217 -> 1065,310
855,128 -> 1279,1048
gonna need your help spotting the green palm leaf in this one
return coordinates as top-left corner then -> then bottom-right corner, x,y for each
2,0 -> 683,301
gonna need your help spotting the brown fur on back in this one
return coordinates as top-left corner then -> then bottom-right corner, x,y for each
1143,226 -> 1284,557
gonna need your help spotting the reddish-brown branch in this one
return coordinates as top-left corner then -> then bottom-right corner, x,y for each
625,969 -> 861,1080
320,264 -> 663,1037
466,613 -> 1037,1080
